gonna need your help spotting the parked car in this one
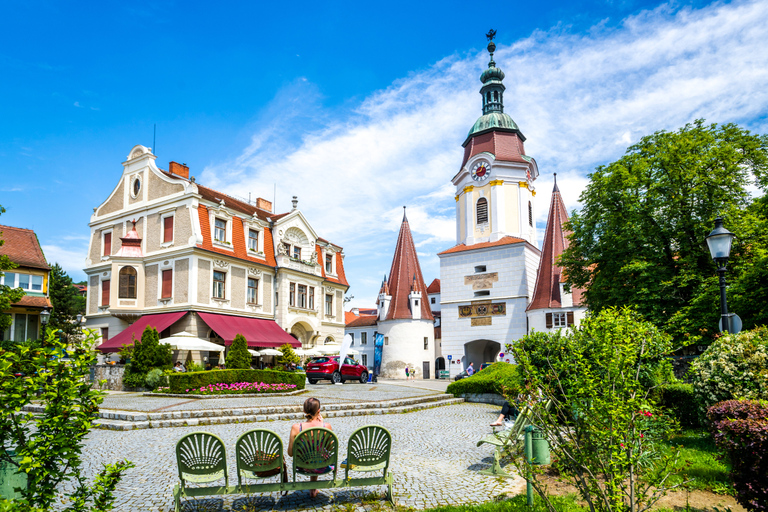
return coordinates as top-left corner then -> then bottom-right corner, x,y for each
305,356 -> 369,384
454,370 -> 469,381
479,362 -> 493,372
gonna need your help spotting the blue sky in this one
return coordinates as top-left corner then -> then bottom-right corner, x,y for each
2,0 -> 767,308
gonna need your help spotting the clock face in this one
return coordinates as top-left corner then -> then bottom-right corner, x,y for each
471,161 -> 491,182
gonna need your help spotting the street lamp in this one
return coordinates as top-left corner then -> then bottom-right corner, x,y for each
706,217 -> 736,333
39,307 -> 51,340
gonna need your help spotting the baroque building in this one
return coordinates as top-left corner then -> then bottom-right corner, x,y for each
83,145 -> 348,363
438,35 -> 541,375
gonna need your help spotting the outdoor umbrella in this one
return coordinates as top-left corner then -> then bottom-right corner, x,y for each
158,331 -> 225,352
248,349 -> 261,356
316,344 -> 342,354
257,348 -> 283,356
295,348 -> 321,357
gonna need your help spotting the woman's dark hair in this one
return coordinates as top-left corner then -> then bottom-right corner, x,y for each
303,398 -> 321,420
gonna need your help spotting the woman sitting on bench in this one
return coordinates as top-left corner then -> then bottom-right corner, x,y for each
287,397 -> 334,498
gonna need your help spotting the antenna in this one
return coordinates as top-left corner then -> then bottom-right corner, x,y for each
153,124 -> 156,155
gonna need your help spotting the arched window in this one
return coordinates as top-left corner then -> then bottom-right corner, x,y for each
477,198 -> 488,224
118,266 -> 137,299
493,91 -> 499,101
528,201 -> 533,227
486,92 -> 491,103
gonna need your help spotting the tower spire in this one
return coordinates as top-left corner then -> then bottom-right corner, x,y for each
480,29 -> 505,115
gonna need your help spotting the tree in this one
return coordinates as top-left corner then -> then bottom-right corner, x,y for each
48,263 -> 86,340
123,326 -> 172,387
560,121 -> 768,347
0,328 -> 133,510
509,307 -> 682,512
277,343 -> 300,367
225,334 -> 251,369
0,206 -> 25,336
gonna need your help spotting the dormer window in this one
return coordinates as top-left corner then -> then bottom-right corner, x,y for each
293,246 -> 302,260
325,254 -> 333,274
477,198 -> 488,224
214,218 -> 226,243
248,229 -> 259,251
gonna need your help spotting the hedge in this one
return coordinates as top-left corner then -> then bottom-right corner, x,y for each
168,369 -> 306,394
655,383 -> 700,427
446,362 -> 522,397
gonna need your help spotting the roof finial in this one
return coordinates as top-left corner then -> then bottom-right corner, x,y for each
486,29 -> 497,66
403,206 -> 407,221
553,173 -> 560,192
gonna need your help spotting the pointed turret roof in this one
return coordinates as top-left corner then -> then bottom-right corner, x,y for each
528,176 -> 584,310
384,209 -> 434,321
114,220 -> 144,258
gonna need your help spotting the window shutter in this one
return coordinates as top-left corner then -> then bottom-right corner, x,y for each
545,312 -> 553,328
162,269 -> 173,298
476,198 -> 488,224
163,216 -> 174,243
101,280 -> 110,306
567,311 -> 574,326
103,232 -> 111,256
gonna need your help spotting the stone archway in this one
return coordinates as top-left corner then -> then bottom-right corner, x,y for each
463,339 -> 501,370
289,321 -> 314,348
435,357 -> 446,379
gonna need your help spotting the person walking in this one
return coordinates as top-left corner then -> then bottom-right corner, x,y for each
467,362 -> 474,376
405,366 -> 409,379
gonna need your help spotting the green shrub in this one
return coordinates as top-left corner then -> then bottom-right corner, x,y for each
655,383 -> 700,427
225,334 -> 251,369
690,326 -> 768,420
122,371 -> 145,389
122,326 -> 172,387
144,368 -> 165,390
446,362 -> 522,396
168,368 -> 305,394
185,361 -> 205,372
277,343 -> 300,367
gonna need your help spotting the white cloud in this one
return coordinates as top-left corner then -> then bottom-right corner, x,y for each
201,0 -> 768,309
42,244 -> 88,281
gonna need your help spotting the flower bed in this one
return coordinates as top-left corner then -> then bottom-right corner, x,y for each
168,368 -> 305,393
182,381 -> 298,395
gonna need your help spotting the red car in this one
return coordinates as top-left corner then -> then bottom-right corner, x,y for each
306,356 -> 368,384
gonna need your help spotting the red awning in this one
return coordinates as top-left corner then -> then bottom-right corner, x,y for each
197,312 -> 300,348
97,312 -> 187,353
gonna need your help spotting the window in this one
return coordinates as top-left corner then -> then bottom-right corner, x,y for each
474,290 -> 490,297
248,229 -> 259,251
553,312 -> 567,328
118,267 -> 137,299
133,177 -> 141,196
298,284 -> 307,308
161,269 -> 173,298
214,218 -> 226,243
361,332 -> 367,345
475,265 -> 486,273
431,297 -> 435,304
424,337 -> 429,350
362,354 -> 368,367
325,294 -> 333,316
282,242 -> 291,255
528,201 -> 533,227
476,198 -> 488,224
325,254 -> 333,274
289,283 -> 296,306
213,271 -> 226,299
103,232 -> 112,256
309,287 -> 315,309
2,273 -> 43,291
247,278 -> 258,304
101,279 -> 110,306
163,216 -> 174,244
384,336 -> 389,346
293,246 -> 302,260
101,327 -> 109,342
349,333 -> 355,345
546,312 -> 572,329
11,314 -> 38,342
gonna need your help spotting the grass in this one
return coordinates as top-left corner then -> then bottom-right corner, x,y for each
656,429 -> 734,495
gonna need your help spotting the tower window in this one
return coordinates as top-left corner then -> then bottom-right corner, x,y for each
486,92 -> 491,103
474,290 -> 490,297
118,266 -> 137,299
477,198 -> 488,224
474,265 -> 486,273
528,201 -> 533,227
493,91 -> 498,101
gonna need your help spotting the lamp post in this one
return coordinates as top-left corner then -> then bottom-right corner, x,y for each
705,217 -> 736,333
39,307 -> 51,343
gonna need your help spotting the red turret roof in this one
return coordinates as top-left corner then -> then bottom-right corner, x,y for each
527,178 -> 584,310
384,211 -> 433,321
114,220 -> 144,258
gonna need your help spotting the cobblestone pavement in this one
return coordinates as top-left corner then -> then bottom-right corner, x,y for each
64,402 -> 524,511
100,383 -> 439,412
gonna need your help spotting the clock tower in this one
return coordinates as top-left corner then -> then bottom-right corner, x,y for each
453,34 -> 538,246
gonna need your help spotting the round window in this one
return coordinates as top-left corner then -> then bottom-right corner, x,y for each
133,177 -> 141,197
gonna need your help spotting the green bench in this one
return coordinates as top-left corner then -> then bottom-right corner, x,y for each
173,425 -> 394,511
476,399 -> 552,478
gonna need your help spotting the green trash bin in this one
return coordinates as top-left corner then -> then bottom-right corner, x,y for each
524,426 -> 550,465
0,450 -> 27,499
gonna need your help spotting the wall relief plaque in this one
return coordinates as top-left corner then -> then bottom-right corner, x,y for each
464,272 -> 499,290
459,301 -> 506,318
471,317 -> 492,327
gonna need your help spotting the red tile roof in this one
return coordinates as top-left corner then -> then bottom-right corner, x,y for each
461,131 -> 528,169
315,245 -> 349,287
384,212 -> 433,321
438,236 -> 527,255
527,180 -> 585,310
346,315 -> 378,328
426,278 -> 441,294
0,225 -> 50,270
197,204 -> 276,267
12,296 -> 52,308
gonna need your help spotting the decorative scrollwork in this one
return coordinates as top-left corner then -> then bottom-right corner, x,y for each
213,260 -> 229,268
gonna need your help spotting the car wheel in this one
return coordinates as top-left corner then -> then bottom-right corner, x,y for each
331,371 -> 342,384
359,372 -> 368,384
308,379 -> 318,385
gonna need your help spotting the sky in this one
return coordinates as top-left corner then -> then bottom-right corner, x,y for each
1,0 -> 768,309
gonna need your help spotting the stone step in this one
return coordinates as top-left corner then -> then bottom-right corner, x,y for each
94,397 -> 464,430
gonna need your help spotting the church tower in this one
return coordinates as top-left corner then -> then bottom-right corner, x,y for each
453,33 -> 539,246
438,32 -> 542,376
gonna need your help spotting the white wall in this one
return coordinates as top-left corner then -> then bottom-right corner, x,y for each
378,319 -> 435,379
527,307 -> 588,334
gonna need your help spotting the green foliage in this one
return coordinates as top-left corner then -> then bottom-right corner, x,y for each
690,326 -> 768,420
708,400 -> 768,510
427,494 -> 585,512
560,121 -> 768,347
277,343 -> 301,367
0,208 -> 25,334
122,326 -> 172,388
185,361 -> 205,372
0,329 -> 134,510
446,362 -> 522,397
48,263 -> 86,340
509,307 -> 681,512
654,383 -> 701,428
225,334 -> 251,369
651,429 -> 732,495
168,368 -> 306,393
144,368 -> 165,390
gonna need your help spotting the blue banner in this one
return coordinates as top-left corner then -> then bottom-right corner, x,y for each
373,333 -> 384,376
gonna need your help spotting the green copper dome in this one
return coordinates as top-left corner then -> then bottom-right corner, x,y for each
480,65 -> 505,84
467,112 -> 519,137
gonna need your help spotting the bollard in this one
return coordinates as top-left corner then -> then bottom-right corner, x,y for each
0,450 -> 27,499
524,425 -> 551,508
